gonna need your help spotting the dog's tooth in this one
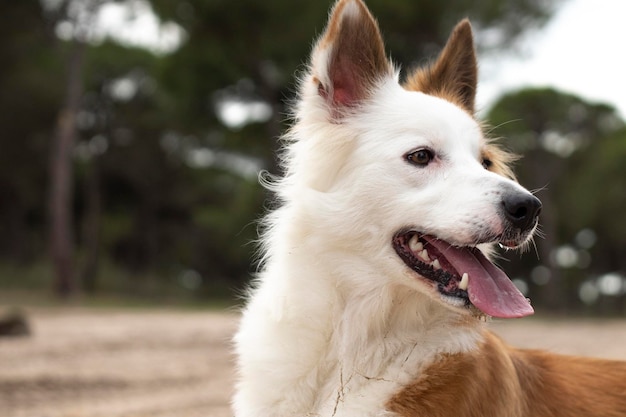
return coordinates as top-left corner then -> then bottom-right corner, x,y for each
409,236 -> 423,252
459,273 -> 469,290
432,259 -> 441,270
419,249 -> 430,262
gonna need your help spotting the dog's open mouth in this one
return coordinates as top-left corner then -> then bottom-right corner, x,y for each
393,232 -> 533,318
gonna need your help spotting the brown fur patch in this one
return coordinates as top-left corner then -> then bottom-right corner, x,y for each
482,139 -> 518,180
387,331 -> 626,417
511,348 -> 626,417
403,20 -> 477,115
387,332 -> 524,417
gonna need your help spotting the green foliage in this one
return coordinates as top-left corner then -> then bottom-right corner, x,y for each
6,0 -> 596,307
567,127 -> 626,244
0,2 -> 62,261
488,88 -> 626,313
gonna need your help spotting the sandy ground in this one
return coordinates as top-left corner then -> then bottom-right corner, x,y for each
1,308 -> 625,417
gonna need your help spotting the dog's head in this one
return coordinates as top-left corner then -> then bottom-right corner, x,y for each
284,0 -> 541,319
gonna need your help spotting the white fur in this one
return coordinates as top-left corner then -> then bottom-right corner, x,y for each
233,12 -> 532,416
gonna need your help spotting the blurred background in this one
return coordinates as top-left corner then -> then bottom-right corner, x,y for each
1,0 -> 625,315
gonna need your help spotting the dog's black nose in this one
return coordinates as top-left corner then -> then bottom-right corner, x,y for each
502,191 -> 542,231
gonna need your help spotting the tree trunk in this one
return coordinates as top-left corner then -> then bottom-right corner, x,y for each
81,156 -> 101,294
49,40 -> 86,297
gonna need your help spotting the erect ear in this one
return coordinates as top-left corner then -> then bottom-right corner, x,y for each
311,0 -> 393,113
404,19 -> 478,114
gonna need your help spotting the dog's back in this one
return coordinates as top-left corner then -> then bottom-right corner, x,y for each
389,331 -> 626,417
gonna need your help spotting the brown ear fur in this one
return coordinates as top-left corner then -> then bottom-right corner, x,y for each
403,19 -> 477,114
313,0 -> 392,108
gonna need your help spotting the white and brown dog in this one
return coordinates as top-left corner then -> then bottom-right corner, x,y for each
233,0 -> 626,416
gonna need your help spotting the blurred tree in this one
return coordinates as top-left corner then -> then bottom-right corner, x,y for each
150,0 -> 559,171
0,2 -> 61,264
142,0 -> 561,292
488,87 -> 625,313
0,0 -> 562,300
78,40 -> 165,292
46,0 -> 123,296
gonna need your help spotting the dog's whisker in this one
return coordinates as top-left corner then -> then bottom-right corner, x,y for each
530,237 -> 541,260
484,118 -> 523,136
529,184 -> 549,195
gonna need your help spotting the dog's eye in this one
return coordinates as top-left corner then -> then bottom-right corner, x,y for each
482,158 -> 493,170
406,149 -> 434,166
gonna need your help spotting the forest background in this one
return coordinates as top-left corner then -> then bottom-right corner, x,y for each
2,0 -> 626,315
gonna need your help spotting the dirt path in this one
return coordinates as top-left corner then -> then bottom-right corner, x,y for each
0,308 -> 625,417
0,308 -> 237,417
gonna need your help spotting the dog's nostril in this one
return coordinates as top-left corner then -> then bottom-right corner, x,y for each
502,193 -> 542,231
511,206 -> 527,219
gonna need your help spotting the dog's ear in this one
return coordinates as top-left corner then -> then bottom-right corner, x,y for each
311,0 -> 393,114
404,19 -> 477,114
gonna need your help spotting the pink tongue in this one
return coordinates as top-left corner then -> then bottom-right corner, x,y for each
424,237 -> 534,318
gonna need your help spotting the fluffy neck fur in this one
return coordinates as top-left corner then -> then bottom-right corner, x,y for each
236,211 -> 484,417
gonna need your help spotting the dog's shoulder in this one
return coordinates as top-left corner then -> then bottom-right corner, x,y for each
388,330 -> 626,417
387,330 -> 524,417
510,341 -> 626,417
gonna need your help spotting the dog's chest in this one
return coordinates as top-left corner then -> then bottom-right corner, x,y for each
314,345 -> 427,416
313,330 -> 481,417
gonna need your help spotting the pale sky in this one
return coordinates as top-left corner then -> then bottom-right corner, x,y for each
478,0 -> 626,118
91,1 -> 185,54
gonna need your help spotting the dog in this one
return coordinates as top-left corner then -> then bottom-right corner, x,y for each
233,0 -> 626,416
